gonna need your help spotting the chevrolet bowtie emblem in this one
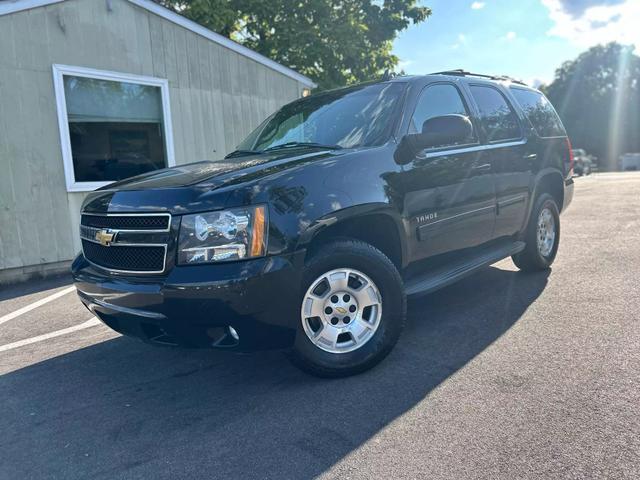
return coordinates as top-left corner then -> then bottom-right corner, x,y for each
95,229 -> 116,246
335,307 -> 347,314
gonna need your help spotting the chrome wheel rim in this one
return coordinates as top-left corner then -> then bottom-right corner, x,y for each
537,207 -> 556,257
301,268 -> 382,354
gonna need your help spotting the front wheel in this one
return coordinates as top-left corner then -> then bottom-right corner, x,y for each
512,193 -> 560,272
290,239 -> 406,378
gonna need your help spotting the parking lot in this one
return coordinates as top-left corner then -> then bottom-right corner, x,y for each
1,173 -> 639,479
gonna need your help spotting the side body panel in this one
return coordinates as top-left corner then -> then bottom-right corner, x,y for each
386,148 -> 496,261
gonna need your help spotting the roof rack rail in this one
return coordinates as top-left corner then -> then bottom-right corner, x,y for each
431,69 -> 527,86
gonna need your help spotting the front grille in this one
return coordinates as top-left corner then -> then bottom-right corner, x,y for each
82,240 -> 166,273
80,212 -> 171,274
81,214 -> 170,231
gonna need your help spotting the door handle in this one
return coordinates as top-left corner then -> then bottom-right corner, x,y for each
472,163 -> 491,172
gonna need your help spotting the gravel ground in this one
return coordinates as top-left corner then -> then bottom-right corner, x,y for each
0,172 -> 638,479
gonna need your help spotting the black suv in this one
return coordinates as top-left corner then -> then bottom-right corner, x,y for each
73,71 -> 574,377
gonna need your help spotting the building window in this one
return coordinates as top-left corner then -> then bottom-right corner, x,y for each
53,65 -> 175,192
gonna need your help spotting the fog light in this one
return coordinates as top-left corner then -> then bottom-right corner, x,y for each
228,326 -> 239,341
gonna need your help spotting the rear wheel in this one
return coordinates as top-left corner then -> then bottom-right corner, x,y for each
290,239 -> 406,378
512,193 -> 560,271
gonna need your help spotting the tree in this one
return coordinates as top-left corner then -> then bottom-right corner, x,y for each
542,43 -> 640,170
156,0 -> 430,90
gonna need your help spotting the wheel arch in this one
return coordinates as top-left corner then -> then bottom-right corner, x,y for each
520,168 -> 564,237
534,169 -> 565,210
298,204 -> 407,270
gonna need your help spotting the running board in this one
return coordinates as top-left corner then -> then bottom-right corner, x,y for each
404,241 -> 526,297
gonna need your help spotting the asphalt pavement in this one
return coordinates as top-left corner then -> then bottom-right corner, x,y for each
1,172 -> 639,479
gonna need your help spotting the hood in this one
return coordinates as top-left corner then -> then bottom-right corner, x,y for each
82,148 -> 345,215
100,149 -> 337,191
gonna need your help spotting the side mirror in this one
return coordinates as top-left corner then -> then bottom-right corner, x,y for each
419,114 -> 473,149
395,114 -> 473,165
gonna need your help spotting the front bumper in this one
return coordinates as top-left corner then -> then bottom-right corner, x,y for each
72,251 -> 305,351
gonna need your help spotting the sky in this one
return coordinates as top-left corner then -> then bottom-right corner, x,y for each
392,0 -> 640,86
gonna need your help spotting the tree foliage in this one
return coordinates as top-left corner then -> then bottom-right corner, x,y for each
156,0 -> 430,90
542,43 -> 640,170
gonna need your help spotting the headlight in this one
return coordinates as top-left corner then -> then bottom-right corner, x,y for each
178,205 -> 267,264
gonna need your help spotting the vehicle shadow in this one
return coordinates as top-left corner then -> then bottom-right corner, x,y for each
0,266 -> 549,479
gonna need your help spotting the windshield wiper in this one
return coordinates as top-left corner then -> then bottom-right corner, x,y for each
262,142 -> 343,153
224,149 -> 261,159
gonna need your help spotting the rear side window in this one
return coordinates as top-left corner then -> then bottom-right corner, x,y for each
510,88 -> 565,138
469,85 -> 521,142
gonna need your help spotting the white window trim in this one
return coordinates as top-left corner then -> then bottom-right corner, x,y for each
52,64 -> 176,193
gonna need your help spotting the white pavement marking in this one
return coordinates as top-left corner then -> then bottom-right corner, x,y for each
0,286 -> 76,326
0,317 -> 101,353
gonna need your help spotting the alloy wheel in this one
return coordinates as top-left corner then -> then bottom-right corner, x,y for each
301,268 -> 382,353
537,207 -> 556,257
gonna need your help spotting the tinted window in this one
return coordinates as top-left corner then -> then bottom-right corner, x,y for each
469,85 -> 521,142
410,84 -> 472,136
237,82 -> 406,151
510,88 -> 565,137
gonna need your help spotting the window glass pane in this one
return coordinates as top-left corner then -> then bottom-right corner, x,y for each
410,84 -> 471,136
469,85 -> 521,142
510,88 -> 565,137
63,75 -> 167,182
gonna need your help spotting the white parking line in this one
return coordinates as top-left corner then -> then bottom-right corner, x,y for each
0,317 -> 102,353
0,286 -> 76,326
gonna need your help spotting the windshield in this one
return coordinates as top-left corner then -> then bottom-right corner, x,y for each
236,82 -> 406,152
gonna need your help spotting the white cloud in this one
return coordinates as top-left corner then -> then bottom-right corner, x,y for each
505,31 -> 517,40
451,33 -> 468,49
471,1 -> 486,9
550,0 -> 625,18
541,0 -> 640,49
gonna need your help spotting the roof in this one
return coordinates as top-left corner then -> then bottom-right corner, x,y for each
0,0 -> 316,87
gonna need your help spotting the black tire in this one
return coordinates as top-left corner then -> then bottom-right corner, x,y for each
512,193 -> 560,272
290,239 -> 406,378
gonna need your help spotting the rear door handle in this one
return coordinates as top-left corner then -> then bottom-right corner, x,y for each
472,163 -> 491,172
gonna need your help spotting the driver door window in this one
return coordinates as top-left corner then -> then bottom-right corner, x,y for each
409,83 -> 477,147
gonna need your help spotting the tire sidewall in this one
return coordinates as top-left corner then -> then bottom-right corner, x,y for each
293,242 -> 405,375
531,194 -> 560,268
